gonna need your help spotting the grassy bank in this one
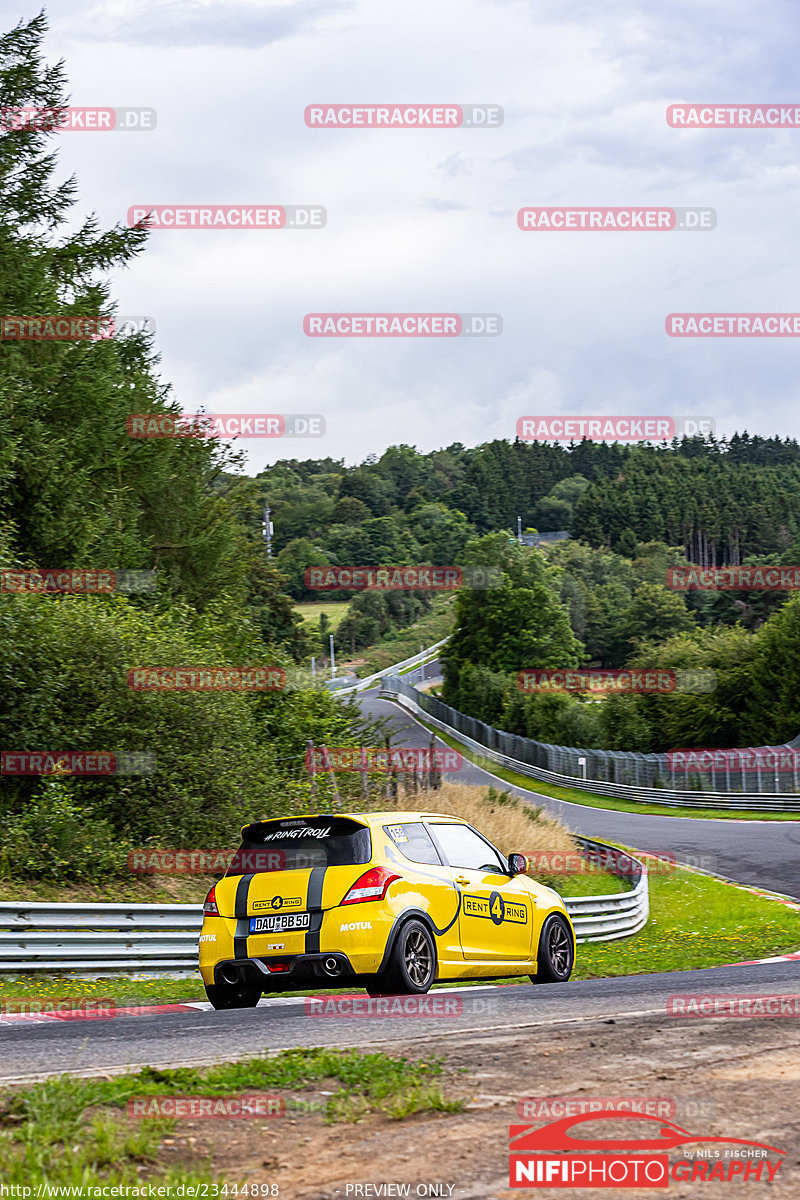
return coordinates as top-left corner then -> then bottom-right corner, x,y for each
345,594 -> 455,677
574,862 -> 800,978
293,599 -> 351,631
0,1048 -> 460,1189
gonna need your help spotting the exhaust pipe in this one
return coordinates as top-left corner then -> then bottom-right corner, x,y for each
324,956 -> 343,977
219,964 -> 241,986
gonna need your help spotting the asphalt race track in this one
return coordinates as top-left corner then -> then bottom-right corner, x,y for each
359,678 -> 800,899
2,960 -> 799,1084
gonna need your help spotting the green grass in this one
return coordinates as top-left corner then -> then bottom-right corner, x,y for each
0,973 -> 208,1005
410,714 -> 800,822
0,874 -> 216,905
0,1048 -> 461,1188
352,595 -> 455,677
574,863 -> 800,978
294,595 -> 454,678
547,869 -> 628,897
293,599 -> 351,631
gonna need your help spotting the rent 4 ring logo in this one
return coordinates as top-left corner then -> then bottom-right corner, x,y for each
464,892 -> 527,924
509,1110 -> 784,1187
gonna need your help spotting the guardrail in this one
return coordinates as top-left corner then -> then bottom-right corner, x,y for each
0,841 -> 646,972
0,902 -> 202,973
330,638 -> 448,696
567,839 -> 648,943
380,676 -> 800,810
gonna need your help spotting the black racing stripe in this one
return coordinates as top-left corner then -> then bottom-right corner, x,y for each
233,873 -> 255,959
383,844 -> 461,933
430,888 -> 462,936
304,866 -> 327,953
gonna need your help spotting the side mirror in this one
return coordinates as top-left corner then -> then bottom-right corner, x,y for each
508,853 -> 528,876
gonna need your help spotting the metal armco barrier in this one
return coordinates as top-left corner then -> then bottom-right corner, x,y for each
380,676 -> 800,810
0,839 -> 647,972
331,638 -> 448,696
0,902 -> 202,973
567,838 -> 648,943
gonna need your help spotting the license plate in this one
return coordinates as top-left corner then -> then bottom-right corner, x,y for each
249,912 -> 310,934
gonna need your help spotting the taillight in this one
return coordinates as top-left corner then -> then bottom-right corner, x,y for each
203,885 -> 219,916
341,866 -> 401,905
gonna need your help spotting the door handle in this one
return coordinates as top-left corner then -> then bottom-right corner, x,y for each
454,876 -> 471,885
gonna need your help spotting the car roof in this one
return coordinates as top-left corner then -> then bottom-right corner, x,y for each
241,811 -> 468,833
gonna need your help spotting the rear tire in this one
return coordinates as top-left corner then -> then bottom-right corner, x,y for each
376,919 -> 436,995
205,979 -> 261,1010
530,914 -> 573,984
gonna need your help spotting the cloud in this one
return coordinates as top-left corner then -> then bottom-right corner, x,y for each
33,0 -> 800,469
57,0 -> 350,48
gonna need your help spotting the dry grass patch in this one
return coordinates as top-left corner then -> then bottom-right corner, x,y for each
407,781 -> 577,859
356,782 -> 622,893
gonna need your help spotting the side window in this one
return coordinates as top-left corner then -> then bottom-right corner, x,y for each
384,822 -> 441,865
430,823 -> 505,873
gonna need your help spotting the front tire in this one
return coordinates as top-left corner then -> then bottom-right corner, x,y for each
530,914 -> 573,984
376,919 -> 436,994
204,979 -> 261,1010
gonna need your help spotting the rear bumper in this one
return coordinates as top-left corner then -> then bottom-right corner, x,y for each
213,952 -> 368,991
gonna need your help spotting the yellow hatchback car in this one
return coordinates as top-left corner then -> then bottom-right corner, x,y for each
199,811 -> 575,1009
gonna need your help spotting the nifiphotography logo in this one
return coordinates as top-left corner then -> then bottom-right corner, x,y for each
508,1110 -> 784,1187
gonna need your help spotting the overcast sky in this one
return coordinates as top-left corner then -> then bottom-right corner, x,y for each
29,0 -> 800,470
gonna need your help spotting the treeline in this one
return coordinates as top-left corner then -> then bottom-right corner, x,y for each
249,435 -> 800,590
0,15 -> 366,880
440,534 -> 800,755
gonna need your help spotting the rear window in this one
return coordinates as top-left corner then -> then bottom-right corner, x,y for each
384,822 -> 442,865
227,816 -> 372,875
